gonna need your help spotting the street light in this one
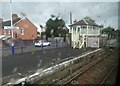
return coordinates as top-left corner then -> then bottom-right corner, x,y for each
40,25 -> 43,49
10,0 -> 14,55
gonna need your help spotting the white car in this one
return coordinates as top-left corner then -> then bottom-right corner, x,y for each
35,40 -> 51,47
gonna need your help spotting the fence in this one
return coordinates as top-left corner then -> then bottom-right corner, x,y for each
2,39 -> 69,57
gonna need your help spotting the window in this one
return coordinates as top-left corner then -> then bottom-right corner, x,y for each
89,26 -> 93,29
83,26 -> 87,29
81,28 -> 86,34
93,27 -> 98,34
88,28 -> 92,34
21,29 -> 24,35
81,26 -> 87,34
81,26 -> 87,29
78,27 -> 80,33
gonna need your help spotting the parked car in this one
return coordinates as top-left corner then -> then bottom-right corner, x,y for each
35,40 -> 51,47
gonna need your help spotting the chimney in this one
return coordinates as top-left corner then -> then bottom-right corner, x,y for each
12,14 -> 18,20
74,19 -> 77,23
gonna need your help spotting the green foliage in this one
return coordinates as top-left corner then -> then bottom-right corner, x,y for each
37,32 -> 40,35
115,29 -> 120,39
45,16 -> 68,39
102,26 -> 115,39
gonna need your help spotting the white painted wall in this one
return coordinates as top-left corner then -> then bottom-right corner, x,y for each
71,25 -> 100,48
87,37 -> 99,48
72,34 -> 79,42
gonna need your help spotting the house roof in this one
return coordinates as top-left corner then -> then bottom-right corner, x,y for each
0,18 -> 21,28
3,18 -> 21,26
69,16 -> 99,27
69,20 -> 87,26
0,17 -> 37,30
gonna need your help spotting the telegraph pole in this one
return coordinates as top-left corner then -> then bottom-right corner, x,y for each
70,12 -> 72,25
69,12 -> 72,46
10,0 -> 14,55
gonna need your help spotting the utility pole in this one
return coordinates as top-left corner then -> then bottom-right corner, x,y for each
40,25 -> 43,49
70,12 -> 72,25
69,12 -> 72,46
10,0 -> 14,55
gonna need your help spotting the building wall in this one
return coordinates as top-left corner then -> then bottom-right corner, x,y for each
0,28 -> 3,35
0,15 -> 37,41
87,37 -> 99,48
0,18 -> 3,35
72,34 -> 79,41
15,18 -> 37,40
0,28 -> 11,35
71,25 -> 100,35
71,25 -> 101,48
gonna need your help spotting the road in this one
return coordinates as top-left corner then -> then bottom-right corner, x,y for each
2,46 -> 95,78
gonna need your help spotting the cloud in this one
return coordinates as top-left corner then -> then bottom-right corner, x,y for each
1,0 -> 119,2
1,2 -> 118,29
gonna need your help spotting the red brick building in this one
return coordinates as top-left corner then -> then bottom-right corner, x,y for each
0,14 -> 37,41
14,17 -> 37,40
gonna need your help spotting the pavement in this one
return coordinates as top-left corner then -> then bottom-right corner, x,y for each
2,46 -> 96,79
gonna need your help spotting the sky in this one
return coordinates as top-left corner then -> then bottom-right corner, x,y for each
0,1 -> 119,30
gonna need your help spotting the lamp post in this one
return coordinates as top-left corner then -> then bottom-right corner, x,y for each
41,26 -> 43,49
10,0 -> 14,55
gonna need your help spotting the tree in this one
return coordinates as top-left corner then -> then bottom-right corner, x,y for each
115,29 -> 120,39
101,26 -> 115,39
45,15 -> 68,40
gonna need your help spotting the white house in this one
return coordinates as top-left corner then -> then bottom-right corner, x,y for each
69,16 -> 102,48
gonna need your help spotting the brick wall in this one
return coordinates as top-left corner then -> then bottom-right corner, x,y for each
15,18 -> 37,40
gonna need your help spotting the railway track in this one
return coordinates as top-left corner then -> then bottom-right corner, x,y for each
100,67 -> 116,85
57,48 -> 110,85
56,48 -> 111,84
3,48 -> 117,85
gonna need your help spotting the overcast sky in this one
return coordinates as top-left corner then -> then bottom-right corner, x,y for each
0,2 -> 118,29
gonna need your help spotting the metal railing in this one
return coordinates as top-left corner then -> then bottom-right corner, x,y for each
2,41 -> 69,57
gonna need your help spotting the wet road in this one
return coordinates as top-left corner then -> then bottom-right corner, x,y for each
2,46 -> 95,78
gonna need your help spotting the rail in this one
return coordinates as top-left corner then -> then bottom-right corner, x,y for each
62,50 -> 110,84
100,67 -> 116,85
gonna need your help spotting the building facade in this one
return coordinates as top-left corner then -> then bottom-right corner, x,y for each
69,16 -> 102,48
0,14 -> 37,41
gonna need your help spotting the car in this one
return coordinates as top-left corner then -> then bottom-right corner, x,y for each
35,40 -> 51,47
